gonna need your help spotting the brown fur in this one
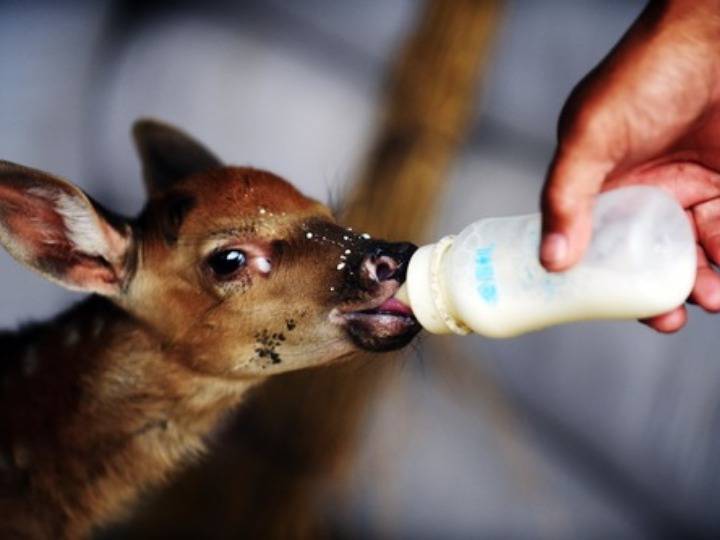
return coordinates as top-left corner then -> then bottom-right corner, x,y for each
0,120 -> 419,539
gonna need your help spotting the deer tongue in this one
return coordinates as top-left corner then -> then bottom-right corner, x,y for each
376,297 -> 413,316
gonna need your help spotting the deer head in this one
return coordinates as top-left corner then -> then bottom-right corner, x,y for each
0,120 -> 421,380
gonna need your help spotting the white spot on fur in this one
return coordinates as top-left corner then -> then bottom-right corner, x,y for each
92,318 -> 105,338
22,347 -> 38,376
342,235 -> 349,241
329,286 -> 336,292
336,262 -> 346,271
256,258 -> 272,274
305,232 -> 313,239
258,207 -> 267,215
65,326 -> 80,347
344,249 -> 351,254
361,233 -> 371,240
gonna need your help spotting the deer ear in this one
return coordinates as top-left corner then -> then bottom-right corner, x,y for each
132,118 -> 223,196
0,161 -> 133,296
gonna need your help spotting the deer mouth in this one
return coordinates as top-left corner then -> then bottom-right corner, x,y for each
332,286 -> 421,352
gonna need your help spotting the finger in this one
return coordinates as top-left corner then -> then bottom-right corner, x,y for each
606,161 -> 720,209
693,199 -> 720,266
540,150 -> 611,272
686,243 -> 703,305
640,306 -> 687,333
689,246 -> 720,312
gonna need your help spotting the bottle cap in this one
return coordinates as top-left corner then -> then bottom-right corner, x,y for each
402,238 -> 471,335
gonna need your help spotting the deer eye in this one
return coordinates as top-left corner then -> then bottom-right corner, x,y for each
207,249 -> 247,277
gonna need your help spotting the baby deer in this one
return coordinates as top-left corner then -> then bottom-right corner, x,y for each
0,120 -> 419,539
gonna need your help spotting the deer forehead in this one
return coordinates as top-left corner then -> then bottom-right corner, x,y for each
176,167 -> 329,216
149,168 -> 332,243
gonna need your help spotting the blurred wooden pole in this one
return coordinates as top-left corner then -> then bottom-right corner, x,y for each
343,0 -> 503,241
107,1 -> 504,538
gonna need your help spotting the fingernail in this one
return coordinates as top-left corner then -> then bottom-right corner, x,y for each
540,233 -> 568,268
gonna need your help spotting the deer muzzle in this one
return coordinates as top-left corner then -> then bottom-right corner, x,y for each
332,240 -> 421,352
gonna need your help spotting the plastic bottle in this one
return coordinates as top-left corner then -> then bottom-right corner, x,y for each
395,186 -> 696,338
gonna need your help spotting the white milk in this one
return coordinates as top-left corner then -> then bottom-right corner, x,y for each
396,186 -> 696,338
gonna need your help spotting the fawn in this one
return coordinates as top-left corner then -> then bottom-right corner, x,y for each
0,120 -> 420,539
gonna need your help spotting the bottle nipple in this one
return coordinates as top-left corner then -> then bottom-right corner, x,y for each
394,283 -> 410,305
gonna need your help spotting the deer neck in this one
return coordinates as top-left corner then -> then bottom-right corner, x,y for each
0,295 -> 259,537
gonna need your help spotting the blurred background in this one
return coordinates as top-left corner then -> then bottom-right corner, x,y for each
2,0 -> 720,538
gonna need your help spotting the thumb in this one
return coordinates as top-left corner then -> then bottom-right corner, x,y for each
540,149 -> 610,271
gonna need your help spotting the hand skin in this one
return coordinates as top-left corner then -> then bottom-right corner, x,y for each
541,0 -> 720,332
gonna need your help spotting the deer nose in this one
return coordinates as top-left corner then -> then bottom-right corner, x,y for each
359,241 -> 416,287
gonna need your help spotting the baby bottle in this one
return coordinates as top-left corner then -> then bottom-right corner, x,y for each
395,186 -> 696,338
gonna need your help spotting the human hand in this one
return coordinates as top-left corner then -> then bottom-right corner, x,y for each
540,0 -> 720,332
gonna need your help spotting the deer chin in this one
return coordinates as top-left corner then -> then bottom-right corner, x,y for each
331,288 -> 421,352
